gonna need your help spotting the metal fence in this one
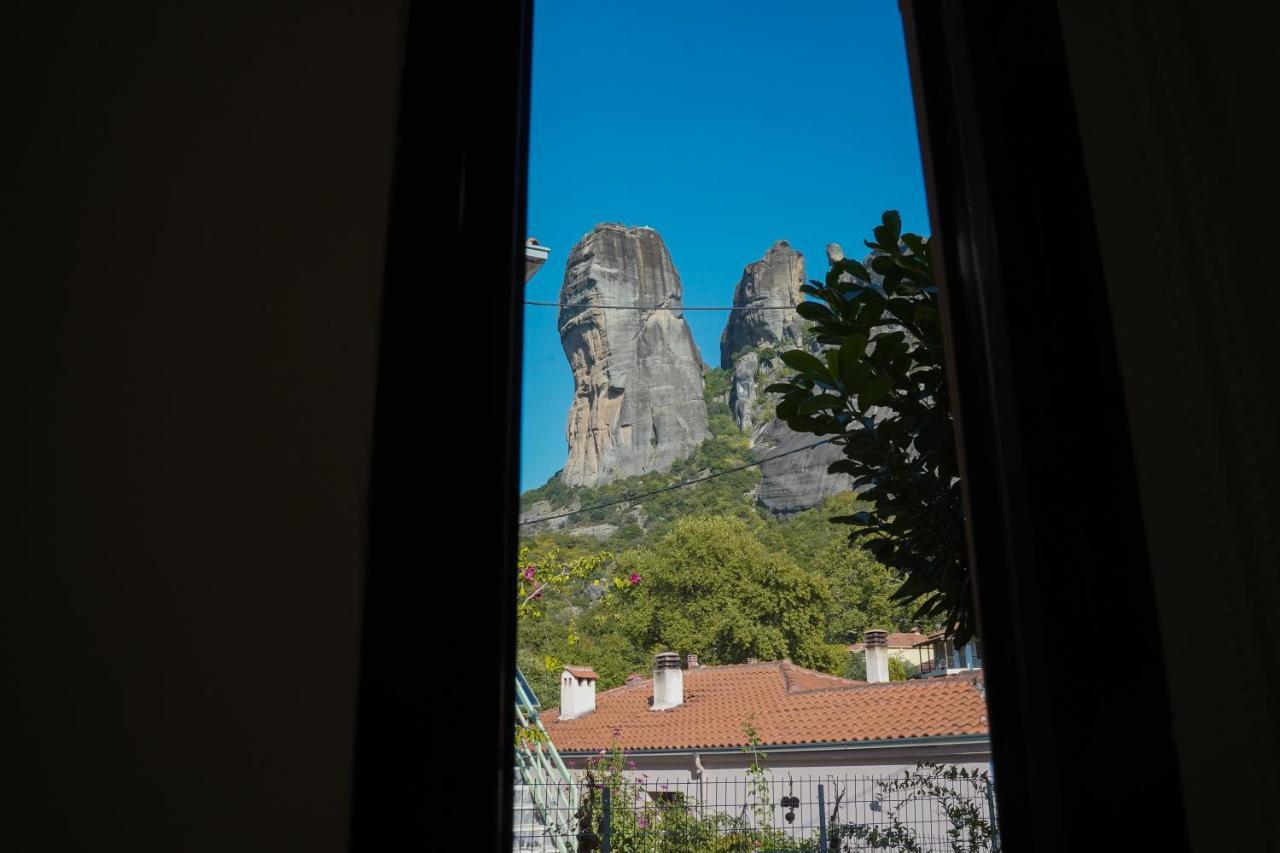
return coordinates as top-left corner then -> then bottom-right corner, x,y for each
514,765 -> 999,853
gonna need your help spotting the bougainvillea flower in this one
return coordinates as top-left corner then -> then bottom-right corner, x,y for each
522,565 -> 536,581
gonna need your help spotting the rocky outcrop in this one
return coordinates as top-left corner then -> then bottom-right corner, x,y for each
752,418 -> 855,517
729,352 -> 760,433
722,241 -> 856,514
718,241 -> 805,368
557,224 -> 711,487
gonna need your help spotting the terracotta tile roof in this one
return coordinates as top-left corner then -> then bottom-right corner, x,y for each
847,632 -> 930,651
564,666 -> 599,680
542,660 -> 987,753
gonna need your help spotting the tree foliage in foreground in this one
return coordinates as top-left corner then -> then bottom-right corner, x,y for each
769,211 -> 974,645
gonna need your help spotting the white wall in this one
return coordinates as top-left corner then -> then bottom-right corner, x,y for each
566,741 -> 994,840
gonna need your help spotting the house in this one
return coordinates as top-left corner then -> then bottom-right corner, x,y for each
847,629 -> 934,666
846,627 -> 986,678
539,650 -> 989,837
525,238 -> 549,282
545,652 -> 989,778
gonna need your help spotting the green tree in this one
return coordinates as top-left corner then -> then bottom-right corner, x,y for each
813,539 -> 924,647
768,211 -> 974,645
608,516 -> 846,673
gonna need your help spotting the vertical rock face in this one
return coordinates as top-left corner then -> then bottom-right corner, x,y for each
720,240 -> 856,514
558,224 -> 711,487
752,418 -> 856,517
729,352 -> 760,433
718,241 -> 805,368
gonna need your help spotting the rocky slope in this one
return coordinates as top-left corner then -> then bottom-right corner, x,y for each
557,224 -> 711,487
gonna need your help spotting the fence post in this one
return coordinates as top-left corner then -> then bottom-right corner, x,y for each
601,786 -> 611,853
818,783 -> 827,851
986,762 -> 1000,853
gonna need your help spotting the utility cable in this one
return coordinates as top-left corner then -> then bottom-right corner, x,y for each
524,300 -> 800,312
519,437 -> 838,525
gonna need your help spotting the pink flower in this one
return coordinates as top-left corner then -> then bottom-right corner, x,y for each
532,590 -> 542,600
566,760 -> 576,768
637,816 -> 648,829
612,727 -> 621,738
598,749 -> 607,756
629,572 -> 642,585
522,565 -> 536,581
627,760 -> 637,769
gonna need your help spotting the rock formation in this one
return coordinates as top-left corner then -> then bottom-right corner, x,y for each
752,418 -> 855,517
718,241 -> 805,368
557,224 -> 711,487
721,241 -> 855,514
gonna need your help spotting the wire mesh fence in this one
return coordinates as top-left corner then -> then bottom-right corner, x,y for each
513,763 -> 998,853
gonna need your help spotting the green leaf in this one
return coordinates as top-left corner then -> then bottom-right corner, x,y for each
797,394 -> 845,415
870,255 -> 896,275
838,259 -> 871,281
763,383 -> 797,394
825,350 -> 842,381
841,331 -> 869,357
780,349 -> 831,381
859,374 -> 894,409
775,390 -> 807,420
796,301 -> 835,322
883,210 -> 902,243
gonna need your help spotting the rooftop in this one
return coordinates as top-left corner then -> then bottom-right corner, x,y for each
542,660 -> 987,753
847,631 -> 930,651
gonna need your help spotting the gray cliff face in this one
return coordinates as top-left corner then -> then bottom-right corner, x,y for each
721,240 -> 858,515
729,352 -> 760,433
557,224 -> 711,488
718,241 -> 805,368
752,418 -> 856,517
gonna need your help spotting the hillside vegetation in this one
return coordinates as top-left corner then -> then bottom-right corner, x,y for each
517,370 -> 937,705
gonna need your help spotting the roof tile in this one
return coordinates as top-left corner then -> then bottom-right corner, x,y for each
543,660 -> 987,752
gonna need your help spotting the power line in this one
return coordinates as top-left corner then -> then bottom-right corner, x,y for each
525,300 -> 800,312
519,437 -> 838,525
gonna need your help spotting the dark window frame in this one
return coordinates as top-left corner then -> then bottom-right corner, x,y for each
355,1 -> 1192,850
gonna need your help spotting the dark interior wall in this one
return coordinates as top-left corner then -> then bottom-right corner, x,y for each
1058,2 -> 1280,849
5,3 -> 404,850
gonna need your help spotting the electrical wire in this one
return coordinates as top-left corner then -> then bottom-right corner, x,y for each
524,300 -> 800,312
519,437 -> 838,525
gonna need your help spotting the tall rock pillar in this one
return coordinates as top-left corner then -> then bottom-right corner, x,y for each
557,224 -> 711,487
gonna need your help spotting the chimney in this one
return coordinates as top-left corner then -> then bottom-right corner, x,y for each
864,629 -> 890,683
652,652 -> 684,710
559,666 -> 598,720
625,673 -> 643,686
686,654 -> 699,669
746,657 -> 758,664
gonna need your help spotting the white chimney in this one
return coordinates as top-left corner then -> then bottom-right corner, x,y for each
686,653 -> 699,669
864,629 -> 890,684
652,651 -> 683,710
559,666 -> 598,720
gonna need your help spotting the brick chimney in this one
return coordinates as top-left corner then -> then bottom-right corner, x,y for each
864,629 -> 890,683
652,651 -> 684,710
559,666 -> 598,720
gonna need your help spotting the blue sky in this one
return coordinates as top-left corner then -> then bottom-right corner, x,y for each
521,0 -> 929,492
